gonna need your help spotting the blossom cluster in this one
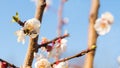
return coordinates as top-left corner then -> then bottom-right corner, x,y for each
94,12 -> 114,35
16,18 -> 40,44
34,38 -> 68,68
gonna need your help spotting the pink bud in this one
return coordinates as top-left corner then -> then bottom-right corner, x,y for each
46,45 -> 53,52
57,38 -> 61,43
1,62 -> 7,68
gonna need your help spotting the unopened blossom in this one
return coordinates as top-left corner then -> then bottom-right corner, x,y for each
101,12 -> 114,24
63,17 -> 69,24
54,62 -> 68,68
23,18 -> 40,38
35,58 -> 51,68
41,37 -> 49,44
16,29 -> 26,44
94,18 -> 111,35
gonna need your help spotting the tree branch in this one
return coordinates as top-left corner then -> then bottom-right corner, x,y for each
51,45 -> 96,66
57,0 -> 66,36
37,34 -> 69,49
84,0 -> 100,68
13,17 -> 24,27
34,0 -> 46,22
23,0 -> 46,68
0,59 -> 18,68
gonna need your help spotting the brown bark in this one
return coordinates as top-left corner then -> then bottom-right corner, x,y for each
23,0 -> 46,68
84,0 -> 100,68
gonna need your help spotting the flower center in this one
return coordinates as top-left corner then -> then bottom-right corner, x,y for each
39,62 -> 45,68
27,24 -> 34,30
100,23 -> 106,29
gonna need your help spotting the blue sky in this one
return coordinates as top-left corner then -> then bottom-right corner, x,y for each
0,0 -> 120,68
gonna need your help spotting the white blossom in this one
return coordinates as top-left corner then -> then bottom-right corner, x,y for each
24,18 -> 40,38
54,62 -> 68,68
16,29 -> 26,44
15,18 -> 40,44
35,58 -> 51,68
60,39 -> 67,53
94,18 -> 111,35
47,39 -> 67,58
101,12 -> 114,24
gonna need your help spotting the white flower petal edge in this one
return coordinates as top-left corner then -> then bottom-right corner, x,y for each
16,29 -> 26,44
94,18 -> 111,36
34,52 -> 45,61
61,39 -> 67,44
60,39 -> 67,53
35,58 -> 51,68
54,62 -> 68,68
101,12 -> 114,24
97,24 -> 111,35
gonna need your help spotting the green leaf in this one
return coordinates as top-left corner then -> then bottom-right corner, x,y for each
12,16 -> 16,22
12,12 -> 20,23
16,12 -> 19,16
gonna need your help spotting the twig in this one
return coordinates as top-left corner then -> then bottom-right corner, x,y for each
13,15 -> 24,27
0,59 -> 18,68
37,34 -> 69,49
17,20 -> 25,27
57,0 -> 67,36
51,46 -> 96,66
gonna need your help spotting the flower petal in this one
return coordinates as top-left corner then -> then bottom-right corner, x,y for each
16,29 -> 26,44
101,12 -> 114,24
35,58 -> 51,68
94,18 -> 111,36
